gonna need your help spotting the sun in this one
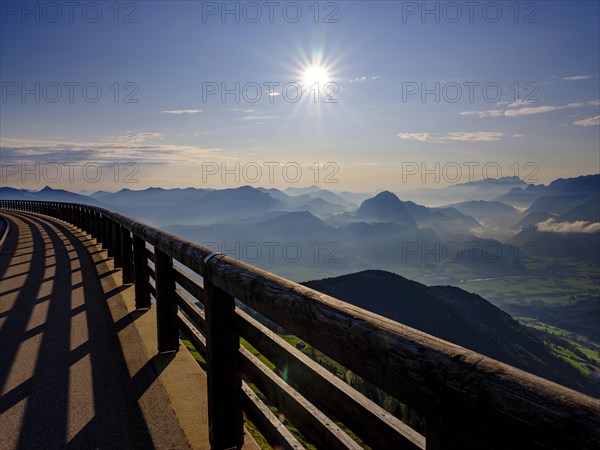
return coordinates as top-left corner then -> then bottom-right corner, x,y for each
301,65 -> 331,89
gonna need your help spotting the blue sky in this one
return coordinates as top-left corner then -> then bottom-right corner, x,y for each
1,1 -> 599,191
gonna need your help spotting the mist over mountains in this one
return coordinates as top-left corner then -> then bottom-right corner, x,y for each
397,176 -> 529,206
2,174 -> 598,267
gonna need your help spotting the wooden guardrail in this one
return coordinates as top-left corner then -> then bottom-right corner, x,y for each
1,199 -> 599,450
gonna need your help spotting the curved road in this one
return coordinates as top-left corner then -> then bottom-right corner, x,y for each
0,211 -> 192,449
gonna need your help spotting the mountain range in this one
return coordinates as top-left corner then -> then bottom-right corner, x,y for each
1,174 -> 598,264
397,176 -> 528,206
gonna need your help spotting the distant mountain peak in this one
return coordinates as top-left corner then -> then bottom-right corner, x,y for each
374,190 -> 399,199
362,190 -> 405,205
355,191 -> 417,227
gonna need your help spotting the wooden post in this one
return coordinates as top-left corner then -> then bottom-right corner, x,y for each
86,209 -> 92,235
105,217 -> 113,257
133,235 -> 151,309
112,221 -> 122,267
204,274 -> 244,449
89,210 -> 94,235
78,206 -> 83,229
121,227 -> 134,284
82,208 -> 86,229
89,209 -> 95,236
155,248 -> 179,353
82,208 -> 87,230
83,208 -> 90,235
94,211 -> 102,244
86,208 -> 96,239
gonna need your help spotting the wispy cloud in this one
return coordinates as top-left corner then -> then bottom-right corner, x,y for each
506,99 -> 537,108
234,108 -> 273,122
460,110 -> 505,118
573,115 -> 600,126
117,132 -> 163,143
537,218 -> 600,234
504,105 -> 568,117
446,132 -> 504,142
564,75 -> 592,80
0,136 -> 227,164
350,75 -> 380,83
462,100 -> 599,118
494,100 -> 537,108
396,133 -> 440,143
396,131 -> 504,143
162,109 -> 202,115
